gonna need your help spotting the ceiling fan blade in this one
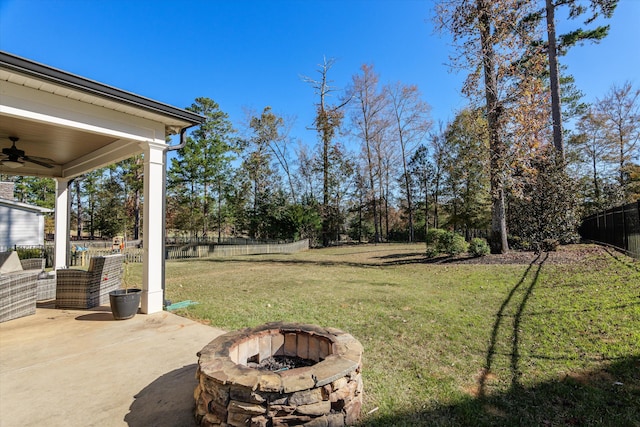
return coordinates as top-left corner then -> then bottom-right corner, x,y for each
23,156 -> 54,168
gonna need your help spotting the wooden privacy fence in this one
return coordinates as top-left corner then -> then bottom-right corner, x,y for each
579,200 -> 640,259
77,239 -> 310,263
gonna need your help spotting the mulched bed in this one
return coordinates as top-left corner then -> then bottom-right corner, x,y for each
427,244 -> 614,265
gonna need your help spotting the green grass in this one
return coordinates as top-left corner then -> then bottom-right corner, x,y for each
130,244 -> 640,426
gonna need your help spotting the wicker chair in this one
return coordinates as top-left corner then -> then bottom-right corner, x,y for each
0,251 -> 44,322
0,272 -> 39,322
55,254 -> 124,309
16,257 -> 56,301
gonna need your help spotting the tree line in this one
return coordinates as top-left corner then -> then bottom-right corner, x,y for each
2,1 -> 638,250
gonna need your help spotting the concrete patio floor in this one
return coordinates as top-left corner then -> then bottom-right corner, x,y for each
0,303 -> 226,427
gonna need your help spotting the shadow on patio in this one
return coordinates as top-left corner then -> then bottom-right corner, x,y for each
0,303 -> 225,426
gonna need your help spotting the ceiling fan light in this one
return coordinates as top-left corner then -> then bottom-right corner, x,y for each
2,160 -> 24,169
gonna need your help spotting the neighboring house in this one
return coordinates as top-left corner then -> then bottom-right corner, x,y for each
0,182 -> 52,250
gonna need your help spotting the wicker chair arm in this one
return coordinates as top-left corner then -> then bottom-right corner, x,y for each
56,269 -> 91,281
20,258 -> 46,271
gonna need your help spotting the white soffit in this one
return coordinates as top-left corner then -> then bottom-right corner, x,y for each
0,69 -> 194,131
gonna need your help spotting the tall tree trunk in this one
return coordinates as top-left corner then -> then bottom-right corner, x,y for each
592,154 -> 600,202
133,188 -> 140,240
384,175 -> 390,241
405,168 -> 414,242
365,140 -> 380,243
478,0 -> 508,253
133,157 -> 142,240
378,157 -> 386,241
546,0 -> 565,161
191,180 -> 197,239
424,173 -> 430,239
619,131 -> 625,187
396,119 -> 414,241
75,180 -> 82,238
322,110 -> 330,247
358,192 -> 363,242
433,173 -> 440,229
217,179 -> 222,243
203,180 -> 209,238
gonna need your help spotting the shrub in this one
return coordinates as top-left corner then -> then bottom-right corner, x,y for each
541,238 -> 559,252
425,228 -> 447,246
438,231 -> 469,256
425,230 -> 470,257
16,247 -> 44,259
425,245 -> 439,258
508,235 -> 531,251
468,238 -> 490,257
507,150 -> 581,246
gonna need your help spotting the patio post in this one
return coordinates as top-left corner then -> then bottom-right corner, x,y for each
54,177 -> 71,270
140,141 -> 166,314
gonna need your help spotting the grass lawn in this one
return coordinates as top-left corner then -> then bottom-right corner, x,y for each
132,243 -> 640,426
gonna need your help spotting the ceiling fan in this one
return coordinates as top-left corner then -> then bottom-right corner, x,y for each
1,137 -> 54,169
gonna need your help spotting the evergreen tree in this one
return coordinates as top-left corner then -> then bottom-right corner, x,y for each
508,149 -> 581,247
535,0 -> 618,160
443,109 -> 491,236
408,144 -> 436,240
168,97 -> 236,240
94,165 -> 125,238
119,155 -> 143,240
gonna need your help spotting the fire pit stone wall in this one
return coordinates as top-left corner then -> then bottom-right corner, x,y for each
195,322 -> 363,427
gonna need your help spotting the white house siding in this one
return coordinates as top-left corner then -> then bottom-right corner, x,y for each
0,200 -> 49,249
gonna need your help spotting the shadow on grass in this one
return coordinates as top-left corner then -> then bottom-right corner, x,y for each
362,355 -> 640,426
180,252 -> 472,268
180,256 -> 397,269
478,252 -> 546,395
602,246 -> 640,272
373,252 -> 426,260
363,252 -> 640,425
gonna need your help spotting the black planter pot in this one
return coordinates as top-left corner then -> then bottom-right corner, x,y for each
109,288 -> 142,320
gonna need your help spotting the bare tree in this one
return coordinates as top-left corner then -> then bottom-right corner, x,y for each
295,142 -> 318,201
249,106 -> 297,202
569,106 -> 614,209
385,82 -> 432,242
302,57 -> 351,246
595,81 -> 640,198
347,64 -> 389,243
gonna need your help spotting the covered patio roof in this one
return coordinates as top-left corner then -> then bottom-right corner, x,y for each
0,50 -> 205,313
1,51 -> 203,178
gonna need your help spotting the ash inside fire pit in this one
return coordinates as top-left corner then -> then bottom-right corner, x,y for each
249,355 -> 316,371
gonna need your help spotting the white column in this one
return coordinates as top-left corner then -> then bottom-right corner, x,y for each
54,177 -> 71,270
141,141 -> 166,314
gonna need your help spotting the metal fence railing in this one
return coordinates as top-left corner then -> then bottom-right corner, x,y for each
579,200 -> 640,259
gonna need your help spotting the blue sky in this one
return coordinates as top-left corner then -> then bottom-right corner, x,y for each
1,0 -> 638,149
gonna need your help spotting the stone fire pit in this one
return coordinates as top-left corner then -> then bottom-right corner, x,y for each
195,322 -> 363,426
